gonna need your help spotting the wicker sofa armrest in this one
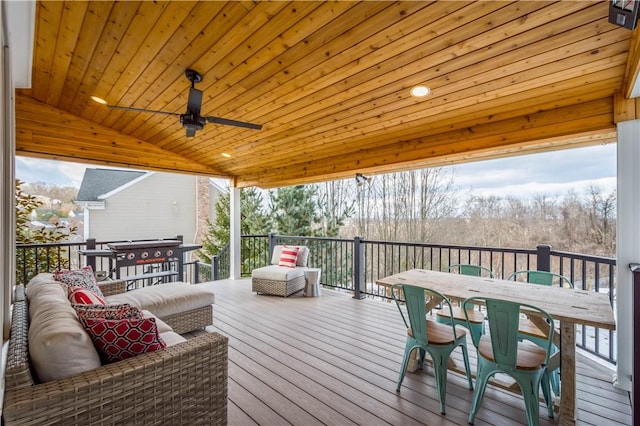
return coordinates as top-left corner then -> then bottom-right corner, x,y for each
97,279 -> 127,296
3,332 -> 228,426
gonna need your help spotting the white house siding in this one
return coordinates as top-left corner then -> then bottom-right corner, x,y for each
87,173 -> 198,243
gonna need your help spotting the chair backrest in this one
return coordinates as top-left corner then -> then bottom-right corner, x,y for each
391,284 -> 456,346
463,297 -> 554,366
446,264 -> 494,278
270,245 -> 309,267
507,270 -> 573,288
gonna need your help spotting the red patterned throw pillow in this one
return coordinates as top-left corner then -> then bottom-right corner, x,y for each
80,317 -> 166,364
68,286 -> 106,305
74,303 -> 142,321
54,266 -> 104,298
278,245 -> 300,268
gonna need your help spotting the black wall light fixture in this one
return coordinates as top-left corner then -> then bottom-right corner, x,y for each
355,173 -> 372,187
609,0 -> 640,30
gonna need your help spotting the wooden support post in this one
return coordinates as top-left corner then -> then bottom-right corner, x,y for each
558,320 -> 577,426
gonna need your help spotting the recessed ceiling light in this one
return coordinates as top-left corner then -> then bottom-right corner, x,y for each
221,152 -> 232,158
410,85 -> 431,97
90,96 -> 107,104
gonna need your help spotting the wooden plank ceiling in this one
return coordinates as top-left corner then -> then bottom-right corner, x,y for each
15,1 -> 636,188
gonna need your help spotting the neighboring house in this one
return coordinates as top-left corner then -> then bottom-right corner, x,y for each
75,169 -> 223,245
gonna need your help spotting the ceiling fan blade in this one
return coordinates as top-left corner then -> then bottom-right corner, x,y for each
204,116 -> 262,130
186,128 -> 196,137
107,105 -> 180,116
187,87 -> 202,115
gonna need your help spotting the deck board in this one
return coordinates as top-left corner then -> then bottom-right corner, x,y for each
190,279 -> 631,426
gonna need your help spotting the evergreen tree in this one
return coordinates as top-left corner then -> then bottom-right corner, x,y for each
242,187 -> 271,235
198,192 -> 231,261
269,185 -> 322,236
198,187 -> 270,262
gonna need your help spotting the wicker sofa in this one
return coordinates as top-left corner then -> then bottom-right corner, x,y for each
2,275 -> 228,425
251,245 -> 309,297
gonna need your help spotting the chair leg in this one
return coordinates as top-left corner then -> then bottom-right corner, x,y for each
418,348 -> 426,370
541,370 -> 554,419
551,369 -> 560,397
517,375 -> 542,426
430,351 -> 450,414
549,344 -> 560,396
460,342 -> 474,390
468,361 -> 490,424
396,340 -> 414,392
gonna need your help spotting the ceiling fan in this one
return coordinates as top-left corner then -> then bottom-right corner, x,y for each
103,69 -> 262,137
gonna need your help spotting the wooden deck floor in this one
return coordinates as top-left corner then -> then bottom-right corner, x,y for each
191,279 -> 631,426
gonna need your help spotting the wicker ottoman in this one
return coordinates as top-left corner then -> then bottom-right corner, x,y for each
252,245 -> 309,297
252,266 -> 306,297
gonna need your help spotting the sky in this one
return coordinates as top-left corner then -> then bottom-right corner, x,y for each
15,143 -> 617,200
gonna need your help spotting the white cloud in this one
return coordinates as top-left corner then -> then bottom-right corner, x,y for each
468,177 -> 616,200
16,157 -> 90,187
450,144 -> 616,200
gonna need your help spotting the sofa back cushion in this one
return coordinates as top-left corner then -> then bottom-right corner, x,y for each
26,274 -> 102,382
271,245 -> 309,267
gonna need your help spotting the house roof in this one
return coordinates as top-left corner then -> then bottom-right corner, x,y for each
13,1 -> 639,188
76,169 -> 146,202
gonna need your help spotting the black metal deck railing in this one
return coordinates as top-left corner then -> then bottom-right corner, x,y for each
16,234 -> 616,364
16,236 -> 202,287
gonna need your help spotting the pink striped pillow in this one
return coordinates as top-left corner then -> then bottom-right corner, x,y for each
68,286 -> 106,305
278,246 -> 300,268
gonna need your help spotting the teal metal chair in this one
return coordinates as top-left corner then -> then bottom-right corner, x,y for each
463,297 -> 554,426
436,264 -> 495,344
507,270 -> 573,288
392,284 -> 473,414
507,270 -> 573,396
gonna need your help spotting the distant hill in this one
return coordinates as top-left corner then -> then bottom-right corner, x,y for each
20,182 -> 78,203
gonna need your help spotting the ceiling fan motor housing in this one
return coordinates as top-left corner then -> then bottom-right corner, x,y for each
180,113 -> 206,131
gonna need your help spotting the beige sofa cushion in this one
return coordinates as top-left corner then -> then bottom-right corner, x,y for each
251,264 -> 305,281
26,275 -> 101,382
105,282 -> 215,319
142,310 -> 173,334
160,331 -> 188,346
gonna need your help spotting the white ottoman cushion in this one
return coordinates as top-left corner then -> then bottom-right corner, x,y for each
251,265 -> 304,281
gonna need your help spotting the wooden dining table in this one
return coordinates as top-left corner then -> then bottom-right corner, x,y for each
376,269 -> 616,426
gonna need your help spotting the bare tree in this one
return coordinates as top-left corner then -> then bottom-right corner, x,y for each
354,168 -> 457,242
316,179 -> 355,237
